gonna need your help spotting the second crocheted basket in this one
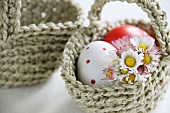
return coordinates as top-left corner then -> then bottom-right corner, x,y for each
0,0 -> 84,87
61,0 -> 170,113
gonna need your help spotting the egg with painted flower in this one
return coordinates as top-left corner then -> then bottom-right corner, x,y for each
77,41 -> 116,86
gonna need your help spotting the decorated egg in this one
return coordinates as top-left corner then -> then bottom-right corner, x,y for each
77,41 -> 116,86
104,25 -> 150,44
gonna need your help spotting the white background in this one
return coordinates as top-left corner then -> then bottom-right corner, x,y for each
0,0 -> 170,113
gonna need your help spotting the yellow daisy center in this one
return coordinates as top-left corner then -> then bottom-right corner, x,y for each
128,74 -> 136,82
112,60 -> 117,62
143,55 -> 151,64
138,43 -> 147,52
125,57 -> 136,67
122,77 -> 127,83
107,70 -> 113,77
121,69 -> 128,74
123,74 -> 136,83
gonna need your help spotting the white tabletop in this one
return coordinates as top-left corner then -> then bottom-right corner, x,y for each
0,0 -> 170,113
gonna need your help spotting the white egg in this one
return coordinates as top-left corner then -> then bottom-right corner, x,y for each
77,41 -> 116,86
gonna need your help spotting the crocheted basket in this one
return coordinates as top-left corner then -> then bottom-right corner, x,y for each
0,0 -> 83,87
61,0 -> 170,113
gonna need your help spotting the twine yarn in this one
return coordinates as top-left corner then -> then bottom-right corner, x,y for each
0,0 -> 84,88
61,0 -> 170,113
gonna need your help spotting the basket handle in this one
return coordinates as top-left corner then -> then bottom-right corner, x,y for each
0,0 -> 21,42
88,0 -> 170,56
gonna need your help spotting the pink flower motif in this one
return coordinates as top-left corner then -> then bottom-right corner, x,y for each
112,36 -> 134,56
143,45 -> 161,73
102,67 -> 115,81
137,66 -> 143,74
137,65 -> 149,76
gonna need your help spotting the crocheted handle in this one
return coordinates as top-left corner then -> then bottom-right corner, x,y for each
0,0 -> 21,42
88,0 -> 170,56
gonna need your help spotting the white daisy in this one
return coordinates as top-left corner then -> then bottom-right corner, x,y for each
130,36 -> 155,52
102,64 -> 120,81
142,45 -> 161,73
103,51 -> 120,67
102,51 -> 121,82
120,49 -> 144,72
122,70 -> 148,84
122,73 -> 138,84
112,36 -> 133,55
149,45 -> 161,64
115,67 -> 129,81
137,74 -> 148,82
102,67 -> 115,81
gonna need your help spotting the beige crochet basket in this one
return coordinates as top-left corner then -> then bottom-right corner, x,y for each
0,0 -> 84,87
61,0 -> 170,113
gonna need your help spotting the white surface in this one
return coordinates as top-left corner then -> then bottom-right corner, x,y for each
0,0 -> 170,113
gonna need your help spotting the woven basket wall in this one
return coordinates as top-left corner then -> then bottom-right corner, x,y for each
61,0 -> 170,113
0,0 -> 84,88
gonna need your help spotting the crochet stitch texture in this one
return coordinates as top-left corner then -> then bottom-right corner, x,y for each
0,0 -> 83,87
61,0 -> 170,113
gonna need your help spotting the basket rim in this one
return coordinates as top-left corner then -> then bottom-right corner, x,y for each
0,0 -> 85,42
19,0 -> 84,30
15,0 -> 85,38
